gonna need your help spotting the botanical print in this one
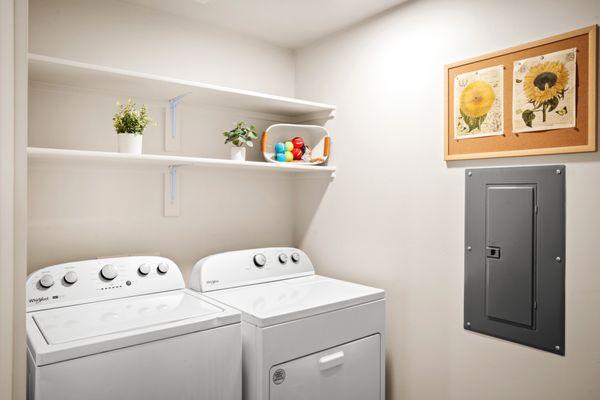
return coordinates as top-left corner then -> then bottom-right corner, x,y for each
454,66 -> 504,139
513,48 -> 576,132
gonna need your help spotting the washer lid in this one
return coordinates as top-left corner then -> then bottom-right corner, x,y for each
33,290 -> 220,344
206,275 -> 385,327
27,290 -> 240,366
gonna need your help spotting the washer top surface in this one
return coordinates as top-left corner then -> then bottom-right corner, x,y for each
206,274 -> 384,327
26,256 -> 240,366
33,290 -> 221,345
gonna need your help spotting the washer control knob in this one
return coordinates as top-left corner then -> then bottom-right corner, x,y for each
39,274 -> 55,289
291,253 -> 300,263
157,262 -> 169,274
253,253 -> 267,268
100,264 -> 118,280
138,263 -> 151,276
63,271 -> 78,285
278,253 -> 288,264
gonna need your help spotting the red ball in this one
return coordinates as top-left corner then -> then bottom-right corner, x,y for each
292,137 -> 304,149
292,147 -> 303,160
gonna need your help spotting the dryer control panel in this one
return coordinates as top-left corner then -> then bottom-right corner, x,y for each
26,256 -> 184,312
190,247 -> 314,292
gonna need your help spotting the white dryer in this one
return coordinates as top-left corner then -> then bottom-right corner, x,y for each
26,256 -> 242,400
189,248 -> 385,400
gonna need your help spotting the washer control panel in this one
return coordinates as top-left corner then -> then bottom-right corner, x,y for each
26,256 -> 184,312
190,247 -> 314,292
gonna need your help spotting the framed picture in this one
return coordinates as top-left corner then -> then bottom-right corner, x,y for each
444,25 -> 597,161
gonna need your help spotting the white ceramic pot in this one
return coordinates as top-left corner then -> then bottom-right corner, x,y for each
230,146 -> 246,161
118,133 -> 143,154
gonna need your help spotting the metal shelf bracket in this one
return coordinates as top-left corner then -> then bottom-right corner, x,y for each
164,164 -> 185,217
168,92 -> 191,139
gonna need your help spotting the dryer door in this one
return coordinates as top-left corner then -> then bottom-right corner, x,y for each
269,334 -> 381,400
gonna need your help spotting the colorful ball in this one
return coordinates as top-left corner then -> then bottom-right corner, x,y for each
292,137 -> 304,149
274,142 -> 285,153
285,141 -> 294,151
276,153 -> 287,162
285,151 -> 293,162
292,147 -> 303,160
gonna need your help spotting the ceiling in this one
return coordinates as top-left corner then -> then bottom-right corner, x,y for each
123,0 -> 407,49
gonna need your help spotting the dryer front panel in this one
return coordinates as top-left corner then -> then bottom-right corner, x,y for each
268,334 -> 380,400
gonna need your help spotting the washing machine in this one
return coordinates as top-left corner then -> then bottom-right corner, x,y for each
26,256 -> 242,400
189,247 -> 385,400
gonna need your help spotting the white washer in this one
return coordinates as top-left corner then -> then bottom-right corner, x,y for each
189,247 -> 385,400
26,256 -> 242,400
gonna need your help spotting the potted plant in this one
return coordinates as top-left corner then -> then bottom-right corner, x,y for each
113,99 -> 152,154
223,122 -> 258,161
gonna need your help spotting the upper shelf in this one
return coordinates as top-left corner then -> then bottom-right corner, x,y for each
28,53 -> 336,119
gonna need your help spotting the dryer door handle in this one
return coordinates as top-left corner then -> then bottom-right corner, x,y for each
318,351 -> 345,371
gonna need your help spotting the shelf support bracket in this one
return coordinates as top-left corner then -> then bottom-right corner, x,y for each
165,92 -> 191,151
164,164 -> 184,217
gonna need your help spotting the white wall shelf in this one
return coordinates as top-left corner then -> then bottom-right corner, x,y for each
28,53 -> 336,121
28,147 -> 337,175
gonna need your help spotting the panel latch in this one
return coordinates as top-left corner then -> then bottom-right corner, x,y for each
486,246 -> 501,259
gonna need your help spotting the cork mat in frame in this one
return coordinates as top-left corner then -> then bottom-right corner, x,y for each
444,25 -> 597,161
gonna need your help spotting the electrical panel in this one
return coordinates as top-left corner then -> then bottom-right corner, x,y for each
464,166 -> 565,355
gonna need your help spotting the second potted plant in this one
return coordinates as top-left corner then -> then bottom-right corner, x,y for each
223,122 -> 258,161
113,99 -> 152,154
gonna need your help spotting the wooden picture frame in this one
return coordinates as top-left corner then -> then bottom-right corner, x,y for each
444,25 -> 597,161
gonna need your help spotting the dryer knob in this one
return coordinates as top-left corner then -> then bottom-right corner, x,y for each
253,253 -> 267,268
63,271 -> 78,285
138,263 -> 151,276
291,253 -> 300,263
100,264 -> 118,280
278,253 -> 288,264
157,262 -> 169,274
39,274 -> 55,289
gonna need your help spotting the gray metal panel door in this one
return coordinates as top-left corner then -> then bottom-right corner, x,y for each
464,165 -> 565,355
486,186 -> 535,327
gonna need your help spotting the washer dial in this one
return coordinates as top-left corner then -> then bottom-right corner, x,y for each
138,263 -> 151,275
100,264 -> 118,280
157,262 -> 169,274
63,271 -> 78,285
253,253 -> 267,268
291,253 -> 300,263
278,254 -> 288,264
39,274 -> 55,289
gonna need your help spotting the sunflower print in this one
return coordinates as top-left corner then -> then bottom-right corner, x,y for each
460,81 -> 496,118
513,48 -> 576,131
523,61 -> 569,105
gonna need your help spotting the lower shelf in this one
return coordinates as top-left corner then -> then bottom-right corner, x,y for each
27,147 -> 336,177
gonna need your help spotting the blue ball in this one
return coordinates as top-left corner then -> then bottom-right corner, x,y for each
274,142 -> 285,153
276,153 -> 287,162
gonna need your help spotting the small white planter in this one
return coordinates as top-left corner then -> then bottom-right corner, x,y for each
118,133 -> 143,155
230,146 -> 246,161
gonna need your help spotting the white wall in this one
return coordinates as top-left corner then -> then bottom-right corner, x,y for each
27,0 -> 298,278
29,0 -> 295,96
294,1 -> 600,399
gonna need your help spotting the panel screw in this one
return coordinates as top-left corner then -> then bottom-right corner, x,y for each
555,345 -> 561,351
555,169 -> 562,175
555,256 -> 562,262
466,321 -> 471,327
467,246 -> 472,251
467,171 -> 472,176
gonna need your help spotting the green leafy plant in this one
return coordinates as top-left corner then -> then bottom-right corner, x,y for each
113,99 -> 152,135
222,122 -> 258,147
